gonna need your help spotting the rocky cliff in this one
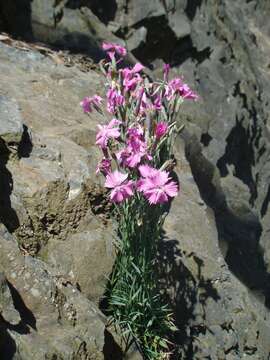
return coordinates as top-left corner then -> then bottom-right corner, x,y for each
0,0 -> 270,359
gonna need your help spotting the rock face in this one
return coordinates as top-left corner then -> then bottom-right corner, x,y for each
0,234 -> 106,360
0,42 -> 117,359
162,137 -> 270,358
0,96 -> 24,147
0,0 -> 270,358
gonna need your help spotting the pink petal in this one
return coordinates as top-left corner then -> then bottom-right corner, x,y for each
110,188 -> 124,203
108,51 -> 114,60
138,165 -> 158,178
108,118 -> 122,127
163,64 -> 170,81
136,178 -> 149,192
164,181 -> 178,197
151,171 -> 170,187
155,122 -> 168,138
123,181 -> 134,196
95,136 -> 107,149
132,63 -> 145,73
145,189 -> 168,204
102,42 -> 113,51
96,158 -> 111,175
126,153 -> 142,168
105,171 -> 128,188
92,95 -> 103,105
104,172 -> 116,188
107,128 -> 121,138
116,45 -> 127,57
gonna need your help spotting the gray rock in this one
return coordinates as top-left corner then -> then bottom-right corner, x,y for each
1,0 -> 270,357
44,215 -> 115,304
0,96 -> 23,146
126,27 -> 147,52
162,138 -> 270,359
0,41 -> 117,358
30,0 -> 124,57
115,0 -> 166,27
0,234 -> 106,359
168,12 -> 191,39
0,41 -> 111,255
0,272 -> 21,325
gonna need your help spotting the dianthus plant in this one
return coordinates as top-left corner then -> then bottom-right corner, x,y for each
81,42 -> 198,359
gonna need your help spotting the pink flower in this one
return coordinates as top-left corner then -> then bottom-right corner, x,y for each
102,42 -> 127,60
138,90 -> 163,114
163,64 -> 170,82
117,130 -> 151,168
107,87 -> 125,114
153,94 -> 162,111
137,91 -> 149,115
138,164 -> 159,178
96,118 -> 121,149
179,83 -> 199,100
124,75 -> 142,92
132,63 -> 145,73
127,126 -> 144,139
96,158 -> 111,175
105,170 -> 134,203
117,142 -> 148,168
165,78 -> 198,101
121,63 -> 144,92
155,122 -> 168,139
137,169 -> 178,204
80,95 -> 102,113
121,63 -> 144,78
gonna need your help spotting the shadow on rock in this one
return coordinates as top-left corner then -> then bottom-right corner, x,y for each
0,139 -> 19,233
103,329 -> 123,360
184,131 -> 270,308
0,316 -> 17,360
0,282 -> 37,359
157,235 -> 220,358
0,0 -> 33,40
18,125 -> 33,158
53,32 -> 106,63
7,281 -> 37,332
81,0 -> 118,25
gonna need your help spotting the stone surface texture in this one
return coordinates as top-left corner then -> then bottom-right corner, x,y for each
0,0 -> 270,358
0,42 -> 118,359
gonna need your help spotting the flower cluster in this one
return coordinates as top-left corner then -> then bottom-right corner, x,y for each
80,95 -> 102,113
81,42 -> 199,358
81,42 -> 198,205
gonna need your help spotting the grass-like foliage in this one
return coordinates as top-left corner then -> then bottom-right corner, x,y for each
80,42 -> 198,358
108,199 -> 175,358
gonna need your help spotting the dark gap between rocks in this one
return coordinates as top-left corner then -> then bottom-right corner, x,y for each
200,132 -> 213,147
170,36 -> 211,67
185,0 -> 203,20
81,0 -> 118,25
0,0 -> 33,40
131,15 -> 178,67
56,0 -> 118,26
